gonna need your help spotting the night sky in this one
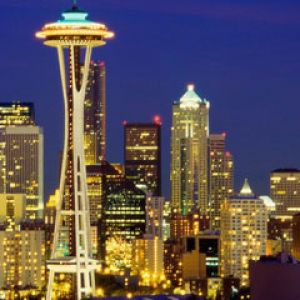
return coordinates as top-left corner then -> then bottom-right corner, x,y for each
1,0 -> 300,200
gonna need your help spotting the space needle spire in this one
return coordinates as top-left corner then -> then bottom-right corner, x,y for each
36,3 -> 114,300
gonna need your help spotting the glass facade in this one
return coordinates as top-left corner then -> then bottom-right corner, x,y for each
124,122 -> 161,196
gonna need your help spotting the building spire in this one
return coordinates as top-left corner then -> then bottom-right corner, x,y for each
239,178 -> 254,196
72,0 -> 78,9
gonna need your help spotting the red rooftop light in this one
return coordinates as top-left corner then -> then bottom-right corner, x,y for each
153,115 -> 162,125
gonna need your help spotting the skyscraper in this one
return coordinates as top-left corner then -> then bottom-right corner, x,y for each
209,133 -> 234,229
84,61 -> 106,164
0,102 -> 35,127
0,126 -> 44,219
36,4 -> 114,299
124,118 -> 162,196
171,84 -> 210,215
221,180 -> 267,286
105,180 -> 146,241
270,168 -> 300,218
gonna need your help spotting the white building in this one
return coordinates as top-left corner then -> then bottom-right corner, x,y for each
0,193 -> 45,291
0,228 -> 46,290
221,179 -> 267,286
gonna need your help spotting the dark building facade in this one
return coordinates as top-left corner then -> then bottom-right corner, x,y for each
124,119 -> 161,196
209,133 -> 234,230
292,213 -> 300,260
182,234 -> 220,278
104,179 -> 146,240
84,61 -> 106,164
250,253 -> 300,300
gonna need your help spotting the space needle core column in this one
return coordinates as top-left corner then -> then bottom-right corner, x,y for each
36,4 -> 114,300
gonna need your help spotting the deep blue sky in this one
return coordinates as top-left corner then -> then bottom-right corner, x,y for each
1,0 -> 300,200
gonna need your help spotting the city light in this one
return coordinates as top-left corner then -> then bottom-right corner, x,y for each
0,2 -> 298,300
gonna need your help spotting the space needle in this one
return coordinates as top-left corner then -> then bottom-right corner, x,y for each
36,1 -> 114,299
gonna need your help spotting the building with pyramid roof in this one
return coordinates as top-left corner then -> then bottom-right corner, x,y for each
170,84 -> 210,215
220,179 -> 268,286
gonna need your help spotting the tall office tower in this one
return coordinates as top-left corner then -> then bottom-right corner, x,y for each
90,161 -> 124,261
221,180 -> 267,286
0,126 -> 44,219
104,179 -> 146,272
0,102 -> 35,127
0,196 -> 45,295
171,84 -> 210,215
124,118 -> 161,196
209,133 -> 234,229
0,194 -> 26,231
84,61 -> 106,164
270,169 -> 300,217
86,164 -> 108,257
105,180 -> 146,240
36,4 -> 114,299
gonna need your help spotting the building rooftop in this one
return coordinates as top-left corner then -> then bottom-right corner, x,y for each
271,168 -> 300,173
239,178 -> 254,197
258,252 -> 298,265
179,84 -> 208,109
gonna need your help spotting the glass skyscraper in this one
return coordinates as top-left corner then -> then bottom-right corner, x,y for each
171,84 -> 210,215
124,119 -> 161,196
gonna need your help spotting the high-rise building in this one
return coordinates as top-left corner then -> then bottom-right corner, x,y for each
209,133 -> 234,229
0,126 -> 44,219
0,193 -> 26,231
124,118 -> 161,196
36,4 -> 114,299
0,102 -> 35,127
221,179 -> 267,286
0,223 -> 46,293
105,180 -> 146,241
86,162 -> 121,258
84,61 -> 106,164
171,84 -> 210,215
270,169 -> 300,218
0,195 -> 45,294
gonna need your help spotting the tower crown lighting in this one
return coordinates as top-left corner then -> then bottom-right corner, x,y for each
179,84 -> 208,109
36,5 -> 114,47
